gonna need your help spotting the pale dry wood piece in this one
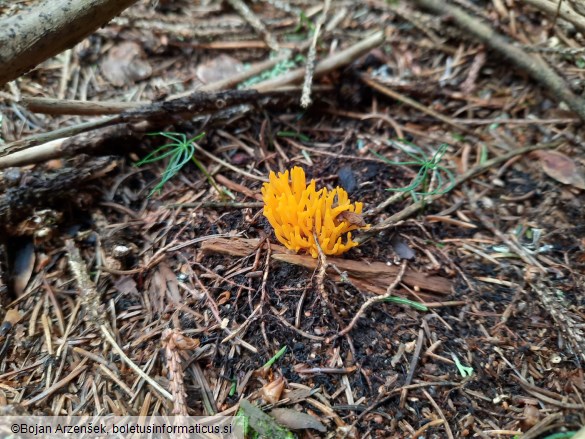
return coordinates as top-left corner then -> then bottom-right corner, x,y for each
0,0 -> 139,86
20,99 -> 138,116
200,237 -> 453,296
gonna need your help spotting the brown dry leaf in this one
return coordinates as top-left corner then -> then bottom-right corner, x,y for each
259,375 -> 285,404
196,54 -> 244,84
217,291 -> 231,306
101,41 -> 152,87
269,408 -> 326,432
532,150 -> 585,190
336,210 -> 367,227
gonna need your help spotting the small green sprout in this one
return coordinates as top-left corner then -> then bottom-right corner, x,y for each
229,379 -> 237,397
451,353 -> 473,377
383,296 -> 428,311
295,11 -> 316,33
136,131 -> 223,197
262,346 -> 287,370
372,141 -> 456,201
276,131 -> 311,142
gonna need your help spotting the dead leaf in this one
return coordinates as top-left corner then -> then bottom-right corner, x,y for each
269,408 -> 327,432
532,150 -> 585,190
336,211 -> 367,227
259,375 -> 285,404
217,291 -> 231,306
196,54 -> 244,84
101,42 -> 152,87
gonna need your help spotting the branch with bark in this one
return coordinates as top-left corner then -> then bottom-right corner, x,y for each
0,0 -> 139,86
413,0 -> 585,123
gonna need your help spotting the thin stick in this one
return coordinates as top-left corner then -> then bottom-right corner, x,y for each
253,31 -> 384,92
226,0 -> 279,51
360,74 -> 479,138
191,141 -> 267,182
328,262 -> 407,342
0,0 -> 139,86
100,324 -> 173,401
524,0 -> 585,34
423,389 -> 454,439
20,54 -> 293,116
21,358 -> 89,407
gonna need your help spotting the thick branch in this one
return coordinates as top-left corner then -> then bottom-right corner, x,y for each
0,0 -> 138,86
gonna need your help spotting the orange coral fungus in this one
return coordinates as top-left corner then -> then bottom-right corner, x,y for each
261,166 -> 369,258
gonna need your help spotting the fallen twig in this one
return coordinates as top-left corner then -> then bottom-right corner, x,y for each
252,30 -> 384,92
412,0 -> 585,122
360,74 -> 480,139
327,261 -> 407,342
359,142 -> 561,241
301,0 -> 331,108
0,0 -> 139,86
18,53 -> 293,117
523,0 -> 585,34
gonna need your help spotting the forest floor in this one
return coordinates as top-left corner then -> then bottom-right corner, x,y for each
0,1 -> 584,438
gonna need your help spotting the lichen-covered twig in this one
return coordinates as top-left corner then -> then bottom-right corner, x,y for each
301,0 -> 331,108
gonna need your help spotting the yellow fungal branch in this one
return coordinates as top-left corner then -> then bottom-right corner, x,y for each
261,166 -> 369,258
